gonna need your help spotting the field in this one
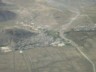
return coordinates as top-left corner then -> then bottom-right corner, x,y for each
0,0 -> 96,72
0,46 -> 92,72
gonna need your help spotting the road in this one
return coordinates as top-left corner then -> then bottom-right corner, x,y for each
59,8 -> 95,72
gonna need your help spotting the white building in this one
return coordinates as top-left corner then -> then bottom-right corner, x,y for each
0,46 -> 12,53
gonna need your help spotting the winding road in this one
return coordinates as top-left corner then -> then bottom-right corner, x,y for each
59,8 -> 95,72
